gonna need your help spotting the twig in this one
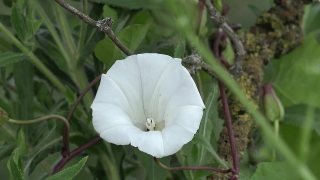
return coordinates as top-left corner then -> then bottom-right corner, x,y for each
202,0 -> 245,78
53,136 -> 102,174
182,53 -> 217,77
62,74 -> 102,154
154,157 -> 234,174
218,82 -> 239,175
53,0 -> 133,56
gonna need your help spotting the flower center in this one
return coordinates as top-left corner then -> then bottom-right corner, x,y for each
146,118 -> 156,131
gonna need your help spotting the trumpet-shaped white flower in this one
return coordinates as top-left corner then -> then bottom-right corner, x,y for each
91,53 -> 205,158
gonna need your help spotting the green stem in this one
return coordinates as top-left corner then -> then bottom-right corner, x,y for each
272,120 -> 279,162
299,106 -> 315,163
77,0 -> 88,56
34,1 -> 71,67
35,1 -> 93,106
8,115 -> 69,130
165,2 -> 317,179
53,3 -> 76,56
98,150 -> 120,180
0,23 -> 65,92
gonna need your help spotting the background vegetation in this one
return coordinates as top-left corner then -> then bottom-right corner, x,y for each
1,0 -> 320,179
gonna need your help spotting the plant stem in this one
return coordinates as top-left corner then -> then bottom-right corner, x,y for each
53,3 -> 76,56
34,1 -> 71,67
0,23 -> 65,92
180,25 -> 317,180
154,157 -> 234,174
77,0 -> 88,56
98,149 -> 121,180
8,115 -> 69,131
62,74 -> 102,154
218,82 -> 239,175
53,0 -> 133,56
272,120 -> 279,162
299,106 -> 315,163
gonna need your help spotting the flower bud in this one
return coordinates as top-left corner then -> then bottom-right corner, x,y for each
0,107 -> 9,126
261,83 -> 284,122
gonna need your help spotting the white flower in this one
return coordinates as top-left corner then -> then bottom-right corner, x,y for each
91,53 -> 205,158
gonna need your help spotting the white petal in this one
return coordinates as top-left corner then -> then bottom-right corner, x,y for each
92,104 -> 132,134
136,53 -> 172,119
106,55 -> 146,126
161,124 -> 195,156
100,125 -> 141,145
165,106 -> 204,133
92,74 -> 132,118
130,131 -> 165,158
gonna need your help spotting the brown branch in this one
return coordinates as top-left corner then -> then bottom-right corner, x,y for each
202,0 -> 245,79
182,52 -> 218,78
53,0 -> 133,56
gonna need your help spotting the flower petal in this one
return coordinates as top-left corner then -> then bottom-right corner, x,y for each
107,55 -> 146,127
161,124 -> 195,156
136,53 -> 172,119
165,106 -> 204,133
92,74 -> 132,117
100,125 -> 141,145
130,131 -> 165,158
92,104 -> 132,134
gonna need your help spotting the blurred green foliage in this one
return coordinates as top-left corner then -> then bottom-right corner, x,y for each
1,0 -> 320,180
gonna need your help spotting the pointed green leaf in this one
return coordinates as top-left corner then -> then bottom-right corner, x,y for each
13,60 -> 34,120
192,134 -> 229,168
0,52 -> 27,68
46,156 -> 88,180
11,4 -> 26,41
7,130 -> 27,180
24,121 -> 61,175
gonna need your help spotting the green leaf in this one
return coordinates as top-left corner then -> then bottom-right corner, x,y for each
94,24 -> 150,67
11,4 -> 26,41
303,3 -> 320,36
35,31 -> 69,73
13,60 -> 34,120
135,149 -> 170,180
282,104 -> 320,136
269,34 -> 320,108
7,130 -> 27,180
197,92 -> 214,164
192,134 -> 229,168
46,156 -> 88,180
90,0 -> 163,9
250,162 -> 300,180
24,121 -> 61,175
0,52 -> 27,68
173,35 -> 186,58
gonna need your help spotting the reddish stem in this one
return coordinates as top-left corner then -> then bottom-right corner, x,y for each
218,82 -> 239,175
54,74 -> 103,174
53,136 -> 102,174
62,74 -> 102,155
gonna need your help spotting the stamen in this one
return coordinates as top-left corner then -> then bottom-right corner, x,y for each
146,118 -> 156,131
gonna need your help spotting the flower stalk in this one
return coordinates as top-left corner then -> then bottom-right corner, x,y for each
154,157 -> 234,174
